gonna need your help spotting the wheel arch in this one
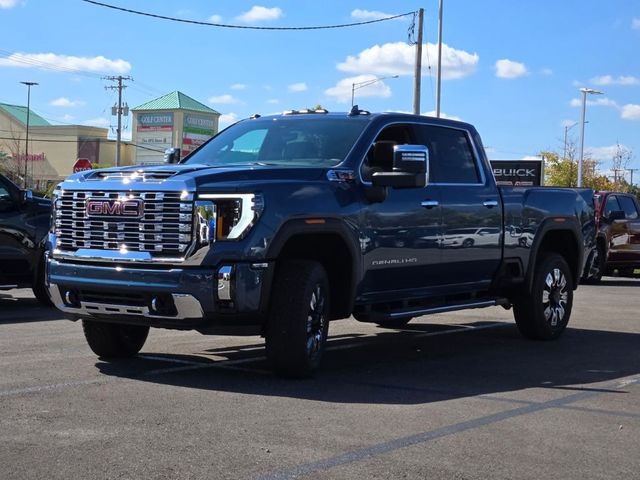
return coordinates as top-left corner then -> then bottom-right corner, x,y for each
267,218 -> 361,320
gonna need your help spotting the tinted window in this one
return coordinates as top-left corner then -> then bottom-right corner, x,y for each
604,195 -> 621,217
618,196 -> 639,220
185,117 -> 368,168
414,125 -> 480,183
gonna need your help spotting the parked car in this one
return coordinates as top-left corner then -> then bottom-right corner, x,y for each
583,191 -> 640,282
442,227 -> 501,248
0,174 -> 52,304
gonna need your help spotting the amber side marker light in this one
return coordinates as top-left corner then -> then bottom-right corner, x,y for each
553,218 -> 567,223
305,219 -> 326,225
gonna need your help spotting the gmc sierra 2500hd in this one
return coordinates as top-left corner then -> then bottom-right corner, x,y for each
47,109 -> 595,377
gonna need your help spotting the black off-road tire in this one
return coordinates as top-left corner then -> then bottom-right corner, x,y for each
513,253 -> 573,340
32,253 -> 53,307
82,320 -> 149,358
582,244 -> 605,284
265,260 -> 330,378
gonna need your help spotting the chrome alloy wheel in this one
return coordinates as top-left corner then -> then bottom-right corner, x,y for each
306,284 -> 326,358
542,268 -> 569,327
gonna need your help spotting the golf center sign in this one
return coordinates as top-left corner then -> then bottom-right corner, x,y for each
490,159 -> 544,186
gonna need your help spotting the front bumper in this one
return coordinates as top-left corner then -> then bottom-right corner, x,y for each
47,258 -> 272,328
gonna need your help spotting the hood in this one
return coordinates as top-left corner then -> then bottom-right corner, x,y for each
57,163 -> 327,192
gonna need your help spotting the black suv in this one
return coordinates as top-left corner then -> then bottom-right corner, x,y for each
0,174 -> 52,304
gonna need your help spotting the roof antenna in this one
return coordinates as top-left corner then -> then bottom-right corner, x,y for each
349,105 -> 359,116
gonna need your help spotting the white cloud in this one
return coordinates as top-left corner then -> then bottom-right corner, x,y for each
219,113 -> 239,127
208,94 -> 239,105
208,14 -> 223,23
267,98 -> 279,104
236,6 -> 282,23
590,74 -> 640,86
632,17 -> 640,29
50,97 -> 85,108
230,83 -> 246,90
288,82 -> 307,92
621,104 -> 640,120
540,68 -> 553,76
350,9 -> 403,21
495,59 -> 528,79
588,145 -> 629,161
337,42 -> 479,80
61,114 -> 75,122
0,52 -> 131,73
83,117 -> 109,128
0,0 -> 19,8
325,75 -> 392,103
569,97 -> 618,108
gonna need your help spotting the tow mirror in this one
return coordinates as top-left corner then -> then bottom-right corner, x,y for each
21,189 -> 33,203
372,145 -> 428,189
164,147 -> 181,164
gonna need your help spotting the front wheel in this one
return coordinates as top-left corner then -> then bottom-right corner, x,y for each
513,253 -> 573,340
265,260 -> 330,378
82,320 -> 149,358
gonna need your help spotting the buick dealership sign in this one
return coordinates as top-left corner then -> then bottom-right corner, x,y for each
490,160 -> 544,186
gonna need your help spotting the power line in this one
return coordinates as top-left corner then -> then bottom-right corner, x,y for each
81,1 -> 415,30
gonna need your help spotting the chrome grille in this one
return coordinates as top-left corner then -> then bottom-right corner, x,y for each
54,191 -> 193,257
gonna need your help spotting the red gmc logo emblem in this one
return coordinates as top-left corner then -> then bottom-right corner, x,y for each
86,199 -> 144,218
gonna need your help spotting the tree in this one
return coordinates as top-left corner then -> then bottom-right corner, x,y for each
543,150 -> 614,190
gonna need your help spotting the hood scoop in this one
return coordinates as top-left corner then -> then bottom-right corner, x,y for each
87,168 -> 181,182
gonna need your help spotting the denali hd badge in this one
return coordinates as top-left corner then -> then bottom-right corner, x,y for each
86,199 -> 144,218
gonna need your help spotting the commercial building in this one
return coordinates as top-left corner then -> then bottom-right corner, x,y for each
132,91 -> 220,165
0,102 -> 132,190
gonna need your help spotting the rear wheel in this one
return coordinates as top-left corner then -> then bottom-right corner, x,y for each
265,260 -> 330,378
82,320 -> 149,358
513,253 -> 573,340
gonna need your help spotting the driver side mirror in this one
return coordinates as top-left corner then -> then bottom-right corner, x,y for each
21,189 -> 33,203
372,145 -> 428,189
164,147 -> 181,164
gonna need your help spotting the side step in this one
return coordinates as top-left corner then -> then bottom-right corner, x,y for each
359,298 -> 510,323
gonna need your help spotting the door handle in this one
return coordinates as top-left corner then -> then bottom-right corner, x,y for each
421,200 -> 439,209
483,200 -> 499,208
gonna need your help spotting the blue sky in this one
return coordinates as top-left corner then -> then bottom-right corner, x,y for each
1,0 -> 639,178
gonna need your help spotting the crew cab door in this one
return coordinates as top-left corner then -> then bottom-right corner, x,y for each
414,124 -> 502,288
358,123 -> 443,300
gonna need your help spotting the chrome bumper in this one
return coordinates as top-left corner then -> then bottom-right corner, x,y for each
48,284 -> 204,320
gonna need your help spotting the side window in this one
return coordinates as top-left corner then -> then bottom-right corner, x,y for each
604,195 -> 621,217
414,125 -> 480,184
618,196 -> 639,220
361,124 -> 415,181
0,184 -> 10,201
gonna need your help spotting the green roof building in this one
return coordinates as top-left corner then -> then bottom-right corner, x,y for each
132,91 -> 221,165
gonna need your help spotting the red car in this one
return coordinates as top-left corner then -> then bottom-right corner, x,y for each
584,191 -> 640,282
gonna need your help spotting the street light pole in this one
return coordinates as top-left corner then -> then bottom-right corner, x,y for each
20,81 -> 38,189
577,88 -> 602,187
351,75 -> 399,107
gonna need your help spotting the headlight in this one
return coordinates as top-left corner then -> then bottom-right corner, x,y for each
196,193 -> 263,241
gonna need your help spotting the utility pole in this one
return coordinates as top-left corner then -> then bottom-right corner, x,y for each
412,8 -> 424,115
435,0 -> 444,117
20,81 -> 38,189
103,75 -> 132,167
626,168 -> 638,187
613,169 -> 622,184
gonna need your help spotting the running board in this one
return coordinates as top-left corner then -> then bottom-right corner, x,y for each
367,298 -> 509,322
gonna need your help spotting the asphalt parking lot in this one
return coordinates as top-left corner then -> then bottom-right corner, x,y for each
1,279 -> 639,480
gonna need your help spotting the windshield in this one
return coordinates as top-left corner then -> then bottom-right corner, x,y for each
184,116 -> 368,167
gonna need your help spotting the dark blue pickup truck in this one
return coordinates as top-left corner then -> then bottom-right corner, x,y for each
47,110 -> 595,377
